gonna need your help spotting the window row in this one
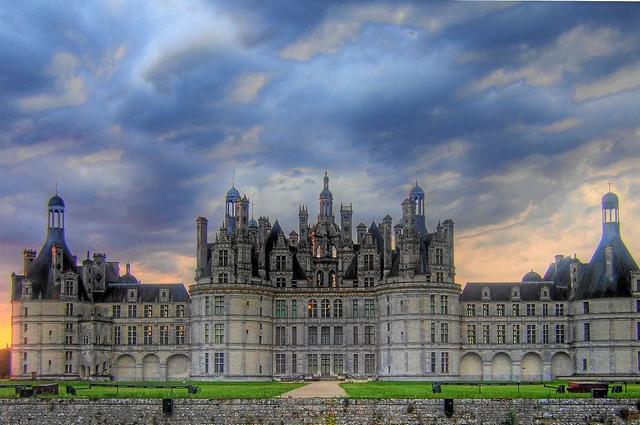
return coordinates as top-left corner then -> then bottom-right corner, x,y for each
465,302 -> 566,317
113,325 -> 186,345
465,324 -> 566,344
112,304 -> 186,318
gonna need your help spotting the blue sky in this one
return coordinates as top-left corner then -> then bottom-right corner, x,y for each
2,1 -> 640,338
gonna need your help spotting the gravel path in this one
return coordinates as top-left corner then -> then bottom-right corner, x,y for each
281,381 -> 347,398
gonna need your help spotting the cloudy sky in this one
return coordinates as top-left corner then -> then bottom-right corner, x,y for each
2,1 -> 640,346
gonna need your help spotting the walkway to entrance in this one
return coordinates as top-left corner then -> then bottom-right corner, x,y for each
281,381 -> 347,398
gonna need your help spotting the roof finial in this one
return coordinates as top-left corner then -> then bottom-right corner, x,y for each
607,181 -> 613,192
416,169 -> 419,186
232,169 -> 235,188
55,181 -> 58,196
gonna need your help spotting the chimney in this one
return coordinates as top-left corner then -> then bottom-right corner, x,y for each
23,249 -> 36,275
196,217 -> 208,280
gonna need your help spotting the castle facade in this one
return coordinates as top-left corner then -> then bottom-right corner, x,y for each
10,174 -> 640,381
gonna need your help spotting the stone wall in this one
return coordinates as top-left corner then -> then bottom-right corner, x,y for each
2,398 -> 640,425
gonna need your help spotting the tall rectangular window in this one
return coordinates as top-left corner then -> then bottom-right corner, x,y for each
65,303 -> 74,317
204,353 -> 209,374
364,254 -> 374,270
292,353 -> 297,374
205,296 -> 210,315
497,304 -> 505,316
113,326 -> 121,345
214,323 -> 224,344
175,325 -> 185,345
214,352 -> 224,373
275,354 -> 286,374
441,352 -> 449,373
218,250 -> 229,267
364,354 -> 375,374
308,354 -> 318,374
160,325 -> 169,345
512,304 -> 520,316
275,300 -> 287,318
440,322 -> 449,343
430,295 -> 436,314
435,248 -> 444,265
291,300 -> 297,318
482,304 -> 490,316
128,304 -> 137,318
542,324 -> 549,344
334,326 -> 343,345
512,324 -> 520,344
144,325 -> 153,345
353,354 -> 359,373
364,299 -> 375,318
440,296 -> 448,314
276,326 -> 286,345
176,305 -> 185,317
112,305 -> 121,318
542,303 -> 549,316
291,326 -> 297,345
333,354 -> 343,375
555,304 -> 564,316
430,352 -> 436,373
276,255 -> 286,271
204,324 -> 210,344
352,299 -> 359,317
365,326 -> 375,345
160,304 -> 169,318
583,323 -> 591,341
555,324 -> 565,343
144,305 -> 153,318
127,325 -> 137,345
583,301 -> 590,314
321,326 -> 330,345
497,324 -> 506,344
482,324 -> 490,344
308,326 -> 317,345
526,324 -> 536,344
214,296 -> 224,315
430,323 -> 436,343
467,324 -> 476,344
353,326 -> 359,345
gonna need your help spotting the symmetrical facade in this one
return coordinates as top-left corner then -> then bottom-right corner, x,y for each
10,174 -> 640,381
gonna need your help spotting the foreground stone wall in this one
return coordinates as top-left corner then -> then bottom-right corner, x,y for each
2,398 -> 640,425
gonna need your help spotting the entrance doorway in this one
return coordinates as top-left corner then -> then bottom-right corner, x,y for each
321,354 -> 331,376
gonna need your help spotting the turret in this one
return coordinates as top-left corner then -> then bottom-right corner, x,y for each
225,182 -> 240,235
401,198 -> 416,237
318,171 -> 333,221
298,205 -> 309,244
408,182 -> 426,236
340,203 -> 353,242
381,215 -> 393,270
602,191 -> 620,241
235,195 -> 250,231
356,223 -> 367,245
196,216 -> 208,280
22,249 -> 36,275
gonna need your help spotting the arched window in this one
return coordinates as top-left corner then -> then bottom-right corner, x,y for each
321,299 -> 331,318
307,299 -> 318,318
83,335 -> 89,345
316,271 -> 324,287
333,299 -> 343,318
329,270 -> 337,288
330,245 -> 337,258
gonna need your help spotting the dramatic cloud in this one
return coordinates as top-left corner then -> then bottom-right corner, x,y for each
1,1 -> 640,347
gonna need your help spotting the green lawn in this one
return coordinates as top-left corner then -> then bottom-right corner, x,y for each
0,381 -> 304,399
340,381 -> 640,399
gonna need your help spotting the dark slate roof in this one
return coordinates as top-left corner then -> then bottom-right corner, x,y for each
48,195 -> 65,208
368,221 -> 384,253
98,283 -> 190,303
574,234 -> 639,299
460,282 -> 569,301
25,228 -> 89,301
522,270 -> 543,283
343,256 -> 358,279
292,254 -> 307,280
542,256 -> 582,287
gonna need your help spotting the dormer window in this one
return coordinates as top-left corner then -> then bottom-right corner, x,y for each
511,288 -> 520,299
541,286 -> 549,299
127,289 -> 137,302
482,287 -> 490,300
160,289 -> 168,301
